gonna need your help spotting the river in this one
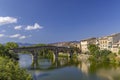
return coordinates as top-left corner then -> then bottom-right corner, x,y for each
18,54 -> 120,80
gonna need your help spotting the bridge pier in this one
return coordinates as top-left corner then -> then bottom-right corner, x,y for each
31,50 -> 38,69
69,52 -> 73,58
54,50 -> 58,61
69,50 -> 74,59
54,50 -> 59,67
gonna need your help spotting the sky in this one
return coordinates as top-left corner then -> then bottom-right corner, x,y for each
0,0 -> 120,44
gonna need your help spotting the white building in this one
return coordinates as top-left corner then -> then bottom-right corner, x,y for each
80,38 -> 97,53
99,33 -> 120,52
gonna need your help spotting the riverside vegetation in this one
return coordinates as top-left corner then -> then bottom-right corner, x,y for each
88,44 -> 120,64
0,42 -> 33,80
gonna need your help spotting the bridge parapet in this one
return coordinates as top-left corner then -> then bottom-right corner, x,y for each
12,46 -> 73,53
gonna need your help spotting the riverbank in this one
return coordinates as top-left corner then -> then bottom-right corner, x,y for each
77,54 -> 90,61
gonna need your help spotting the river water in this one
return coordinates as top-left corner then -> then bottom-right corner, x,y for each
18,54 -> 120,80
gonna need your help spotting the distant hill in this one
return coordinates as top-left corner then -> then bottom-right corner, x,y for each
17,43 -> 34,47
17,41 -> 80,47
49,41 -> 80,47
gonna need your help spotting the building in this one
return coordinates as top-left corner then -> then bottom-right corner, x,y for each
98,33 -> 120,52
80,37 -> 97,53
98,37 -> 110,50
111,41 -> 120,54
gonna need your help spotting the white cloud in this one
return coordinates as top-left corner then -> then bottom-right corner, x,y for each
9,34 -> 30,40
0,16 -> 17,25
9,34 -> 21,38
14,25 -> 22,30
19,36 -> 26,39
0,34 -> 5,37
25,23 -> 43,30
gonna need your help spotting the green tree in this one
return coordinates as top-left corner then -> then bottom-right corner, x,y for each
0,44 -> 6,56
88,44 -> 99,55
2,42 -> 19,59
108,53 -> 116,63
0,43 -> 32,79
118,49 -> 120,55
5,42 -> 19,49
0,57 -> 33,80
99,49 -> 111,57
88,44 -> 113,62
99,49 -> 112,61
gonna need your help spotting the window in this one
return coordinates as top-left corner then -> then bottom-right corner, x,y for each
108,46 -> 112,48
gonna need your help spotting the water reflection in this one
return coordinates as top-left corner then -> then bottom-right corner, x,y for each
19,54 -> 32,68
19,54 -> 120,80
77,61 -> 90,75
89,62 -> 120,80
19,54 -> 74,70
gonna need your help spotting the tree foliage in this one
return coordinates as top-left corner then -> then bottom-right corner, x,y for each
0,43 -> 18,60
88,44 -> 115,62
0,44 -> 7,56
88,44 -> 99,55
5,42 -> 19,49
118,49 -> 120,55
0,42 -> 33,80
99,49 -> 111,56
0,57 -> 32,80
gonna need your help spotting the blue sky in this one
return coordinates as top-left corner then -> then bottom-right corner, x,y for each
0,0 -> 120,44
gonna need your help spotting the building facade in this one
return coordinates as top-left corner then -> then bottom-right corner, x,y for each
98,33 -> 120,52
80,38 -> 97,53
80,33 -> 120,54
98,37 -> 111,50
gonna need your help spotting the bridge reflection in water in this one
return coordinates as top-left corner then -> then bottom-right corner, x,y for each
31,57 -> 74,70
18,53 -> 79,71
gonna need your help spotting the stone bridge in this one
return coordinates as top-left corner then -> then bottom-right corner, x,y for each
11,46 -> 75,63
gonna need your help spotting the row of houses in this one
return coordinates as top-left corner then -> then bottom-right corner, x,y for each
49,33 -> 120,54
80,33 -> 120,54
